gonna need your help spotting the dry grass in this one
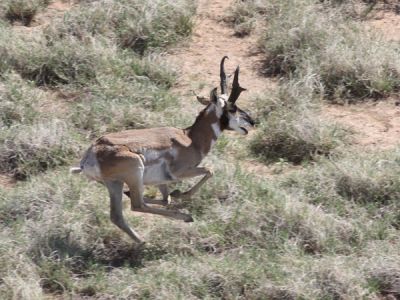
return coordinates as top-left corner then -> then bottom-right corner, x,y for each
1,0 -> 400,298
0,120 -> 81,179
250,79 -> 347,164
0,0 -> 50,26
50,0 -> 196,54
258,0 -> 400,101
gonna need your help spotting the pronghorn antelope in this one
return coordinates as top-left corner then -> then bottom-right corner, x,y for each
71,57 -> 254,243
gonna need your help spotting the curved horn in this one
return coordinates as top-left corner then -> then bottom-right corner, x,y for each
228,66 -> 246,103
220,56 -> 229,95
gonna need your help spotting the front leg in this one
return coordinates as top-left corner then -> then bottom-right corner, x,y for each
124,184 -> 170,206
170,167 -> 213,200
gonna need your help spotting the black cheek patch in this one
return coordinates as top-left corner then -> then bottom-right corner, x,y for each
220,111 -> 230,130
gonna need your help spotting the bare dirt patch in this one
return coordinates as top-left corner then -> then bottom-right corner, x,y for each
167,0 -> 279,176
32,0 -> 73,28
367,10 -> 400,41
0,174 -> 16,189
322,100 -> 400,150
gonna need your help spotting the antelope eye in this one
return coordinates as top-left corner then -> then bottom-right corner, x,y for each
228,107 -> 237,113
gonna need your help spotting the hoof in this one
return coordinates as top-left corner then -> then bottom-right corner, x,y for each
184,215 -> 194,223
170,189 -> 182,198
134,240 -> 146,249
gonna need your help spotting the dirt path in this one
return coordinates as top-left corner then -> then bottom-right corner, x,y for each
322,100 -> 400,150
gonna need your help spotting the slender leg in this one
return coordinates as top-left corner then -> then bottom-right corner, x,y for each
105,180 -> 143,244
170,167 -> 213,200
123,167 -> 193,222
159,184 -> 170,202
123,185 -> 170,206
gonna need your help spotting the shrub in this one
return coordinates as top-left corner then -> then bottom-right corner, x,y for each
0,72 -> 42,127
63,47 -> 179,135
1,0 -> 50,26
0,231 -> 43,299
260,0 -> 400,101
250,80 -> 347,164
226,0 -> 268,36
0,120 -> 81,179
0,27 -> 101,86
281,148 -> 400,234
50,0 -> 196,54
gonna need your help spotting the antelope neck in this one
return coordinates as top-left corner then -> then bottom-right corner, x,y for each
187,105 -> 223,157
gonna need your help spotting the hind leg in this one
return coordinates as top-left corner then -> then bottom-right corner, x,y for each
105,180 -> 143,244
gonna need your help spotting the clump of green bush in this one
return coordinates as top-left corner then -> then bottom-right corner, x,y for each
282,149 -> 400,233
0,29 -> 100,86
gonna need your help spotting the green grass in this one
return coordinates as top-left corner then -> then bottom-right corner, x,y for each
1,154 -> 400,298
0,72 -> 42,127
226,0 -> 268,36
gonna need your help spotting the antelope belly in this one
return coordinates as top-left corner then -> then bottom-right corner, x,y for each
143,161 -> 174,185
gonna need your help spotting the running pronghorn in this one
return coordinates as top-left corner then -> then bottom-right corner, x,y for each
71,57 -> 255,243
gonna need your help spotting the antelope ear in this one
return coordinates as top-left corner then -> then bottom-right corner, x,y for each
196,96 -> 210,105
210,87 -> 218,104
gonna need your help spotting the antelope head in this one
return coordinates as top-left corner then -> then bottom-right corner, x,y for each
197,56 -> 255,135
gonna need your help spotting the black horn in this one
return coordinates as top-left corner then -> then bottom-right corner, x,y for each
228,66 -> 246,103
220,56 -> 229,95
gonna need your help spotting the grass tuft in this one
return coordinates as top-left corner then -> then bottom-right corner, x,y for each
0,120 -> 81,179
250,80 -> 347,164
1,0 -> 50,26
260,0 -> 400,101
50,0 -> 196,54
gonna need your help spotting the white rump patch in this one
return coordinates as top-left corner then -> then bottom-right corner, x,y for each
81,151 -> 102,181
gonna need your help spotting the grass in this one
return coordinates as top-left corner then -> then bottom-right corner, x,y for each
1,154 -> 400,298
0,120 -> 81,179
50,0 -> 196,54
226,0 -> 268,36
0,72 -> 42,127
250,79 -> 347,164
259,0 -> 400,101
1,0 -> 400,298
0,0 -> 50,26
